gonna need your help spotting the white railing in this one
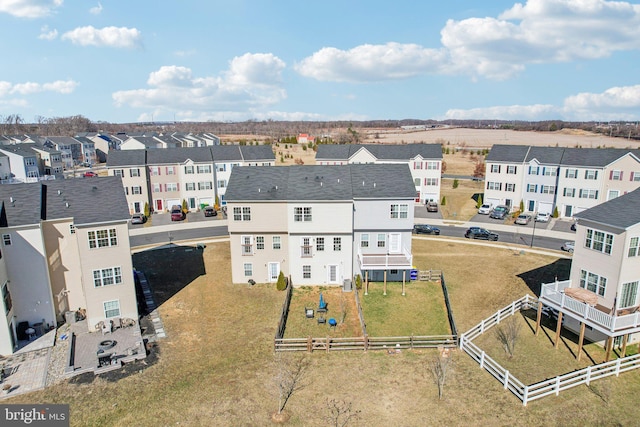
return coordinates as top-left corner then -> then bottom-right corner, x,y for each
357,246 -> 413,269
460,295 -> 640,406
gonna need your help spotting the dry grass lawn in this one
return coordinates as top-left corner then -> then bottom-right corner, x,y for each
10,241 -> 640,426
440,179 -> 485,221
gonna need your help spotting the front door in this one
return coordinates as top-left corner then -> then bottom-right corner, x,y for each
389,233 -> 401,254
328,265 -> 339,284
155,199 -> 163,212
134,202 -> 141,213
528,200 -> 535,212
564,205 -> 572,217
268,262 -> 280,282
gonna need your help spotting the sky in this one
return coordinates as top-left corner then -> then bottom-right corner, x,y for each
0,0 -> 639,124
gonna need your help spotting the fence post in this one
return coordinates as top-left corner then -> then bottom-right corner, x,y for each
307,336 -> 312,353
481,319 -> 485,334
585,365 -> 591,386
522,386 -> 528,406
459,335 -> 465,351
496,310 -> 501,324
555,376 -> 561,396
480,351 -> 485,370
511,301 -> 516,315
504,370 -> 510,390
410,334 -> 414,349
364,334 -> 369,351
616,357 -> 622,377
326,336 -> 330,353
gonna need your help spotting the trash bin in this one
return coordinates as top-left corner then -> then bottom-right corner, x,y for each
343,279 -> 352,292
410,269 -> 418,281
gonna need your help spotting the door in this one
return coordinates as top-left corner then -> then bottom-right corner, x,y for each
389,233 -> 401,253
527,200 -> 535,212
189,197 -> 196,209
134,202 -> 141,213
155,199 -> 163,212
620,281 -> 638,309
564,205 -> 572,217
328,265 -> 339,284
268,262 -> 280,282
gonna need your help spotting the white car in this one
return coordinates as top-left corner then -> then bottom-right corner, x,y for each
478,204 -> 492,215
561,241 -> 575,253
535,212 -> 551,223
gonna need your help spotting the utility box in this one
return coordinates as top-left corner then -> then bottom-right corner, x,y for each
343,279 -> 353,292
65,311 -> 77,324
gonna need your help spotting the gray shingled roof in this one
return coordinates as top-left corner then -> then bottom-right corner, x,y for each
106,149 -> 147,167
0,176 -> 129,227
560,148 -> 640,167
525,146 -> 565,165
485,145 -> 531,163
0,143 -> 39,158
239,145 -> 276,161
225,164 -> 415,202
146,147 -> 213,165
574,187 -> 640,230
315,143 -> 442,161
486,145 -> 640,167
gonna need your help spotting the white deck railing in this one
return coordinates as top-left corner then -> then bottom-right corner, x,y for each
357,247 -> 412,270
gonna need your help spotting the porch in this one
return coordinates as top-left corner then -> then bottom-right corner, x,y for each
357,248 -> 413,297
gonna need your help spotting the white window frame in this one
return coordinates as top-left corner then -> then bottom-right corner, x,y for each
294,207 -> 312,222
88,228 -> 117,249
130,168 -> 140,177
563,188 -> 576,197
186,182 -> 196,191
333,237 -> 342,251
197,165 -> 212,174
256,236 -> 264,250
302,265 -> 311,279
2,234 -> 11,246
243,263 -> 253,277
103,300 -> 121,318
390,204 -> 408,219
585,229 -> 613,254
628,237 -> 639,257
528,166 -> 539,175
506,165 -> 517,174
579,270 -> 607,297
491,164 -> 500,173
93,267 -> 123,287
272,236 -> 281,250
184,165 -> 194,174
360,234 -> 369,248
566,168 -> 578,179
585,169 -> 598,180
377,233 -> 386,248
611,170 -> 622,181
505,183 -> 516,192
241,235 -> 253,255
316,237 -> 324,252
233,206 -> 251,221
526,184 -> 538,193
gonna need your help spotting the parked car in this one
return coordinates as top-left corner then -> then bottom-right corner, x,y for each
203,206 -> 217,217
413,224 -> 440,235
465,227 -> 499,241
83,171 -> 98,177
170,205 -> 185,221
561,241 -> 575,253
478,204 -> 492,215
514,213 -> 532,225
130,213 -> 147,224
426,201 -> 439,212
489,205 -> 509,220
535,212 -> 551,223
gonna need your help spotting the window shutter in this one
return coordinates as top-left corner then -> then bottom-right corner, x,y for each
164,184 -> 167,192
595,191 -> 599,199
609,170 -> 613,179
620,172 -> 624,180
631,173 -> 635,181
177,183 -> 180,191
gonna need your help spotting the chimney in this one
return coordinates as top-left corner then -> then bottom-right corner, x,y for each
40,184 -> 47,220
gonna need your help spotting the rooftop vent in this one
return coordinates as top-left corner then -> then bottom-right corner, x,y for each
65,202 -> 70,208
57,190 -> 62,196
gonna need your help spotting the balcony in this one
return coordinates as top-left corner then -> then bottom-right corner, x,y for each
357,247 -> 412,270
540,280 -> 640,336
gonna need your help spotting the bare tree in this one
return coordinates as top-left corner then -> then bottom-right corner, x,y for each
272,354 -> 311,417
339,293 -> 347,324
494,316 -> 521,358
322,399 -> 361,427
428,353 -> 453,400
473,161 -> 485,179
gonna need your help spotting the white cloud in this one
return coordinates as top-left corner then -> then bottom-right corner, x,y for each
0,79 -> 77,96
89,2 -> 102,15
38,25 -> 58,40
297,0 -> 640,82
0,0 -> 62,18
295,43 -> 447,82
61,26 -> 142,49
113,53 -> 287,118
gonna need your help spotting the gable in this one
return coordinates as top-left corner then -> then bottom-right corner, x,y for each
350,147 -> 377,163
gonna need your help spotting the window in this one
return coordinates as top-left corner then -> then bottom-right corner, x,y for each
303,265 -> 311,279
241,236 -> 252,255
361,234 -> 369,248
422,161 -> 437,170
69,224 -> 76,234
93,267 -> 123,287
541,185 -> 555,194
132,186 -> 142,195
543,167 -> 557,176
620,281 -> 639,308
506,165 -> 517,174
27,171 -> 39,178
166,183 -> 178,192
2,234 -> 11,246
184,165 -> 194,174
413,161 -> 423,169
505,183 -> 516,192
628,237 -> 639,257
88,228 -> 117,248
130,168 -> 140,177
585,170 -> 598,180
103,300 -> 120,318
490,165 -> 501,173
610,170 -> 622,181
124,187 -> 129,195
486,182 -> 501,191
198,181 -> 213,190
377,233 -> 386,248
152,183 -> 161,193
579,189 -> 598,199
528,166 -> 539,175
272,236 -> 281,250
197,165 -> 212,174
217,180 -> 227,188
526,184 -> 538,193
333,237 -> 342,251
565,168 -> 578,178
607,190 -> 620,200
580,270 -> 607,296
2,282 -> 11,314
294,207 -> 312,222
390,204 -> 408,219
217,164 -> 226,172
114,169 -> 124,177
256,236 -> 264,250
632,172 -> 640,182
150,166 -> 160,176
166,166 -> 175,175
585,229 -> 613,254
563,188 -> 576,197
185,182 -> 195,191
316,237 -> 324,251
233,207 -> 251,221
414,178 -> 420,186
425,178 -> 438,186
301,237 -> 312,257
243,263 -> 253,276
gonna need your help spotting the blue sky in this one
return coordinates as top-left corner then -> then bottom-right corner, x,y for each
1,0 -> 639,123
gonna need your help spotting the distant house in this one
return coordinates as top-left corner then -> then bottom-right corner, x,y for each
0,144 -> 42,182
120,136 -> 179,150
539,187 -> 640,357
225,164 -> 416,286
0,177 -> 139,355
297,133 -> 315,144
315,143 -> 443,204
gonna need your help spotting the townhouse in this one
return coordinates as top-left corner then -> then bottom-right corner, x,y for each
484,145 -> 640,217
0,177 -> 139,355
0,144 -> 44,182
225,164 -> 416,286
106,145 -> 275,214
315,143 -> 442,204
539,188 -> 640,352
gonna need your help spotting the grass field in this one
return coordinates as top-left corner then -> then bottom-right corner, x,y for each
10,240 -> 640,426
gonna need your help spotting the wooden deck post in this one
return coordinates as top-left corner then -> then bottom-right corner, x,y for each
605,336 -> 613,362
576,321 -> 586,361
383,270 -> 387,296
535,301 -> 543,336
364,270 -> 369,296
621,334 -> 628,358
402,270 -> 406,296
554,311 -> 563,349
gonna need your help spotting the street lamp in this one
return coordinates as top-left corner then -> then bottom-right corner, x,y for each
530,211 -> 537,248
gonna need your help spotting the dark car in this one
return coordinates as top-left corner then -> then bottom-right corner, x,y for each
465,227 -> 499,241
489,205 -> 509,220
130,213 -> 146,224
203,206 -> 217,217
426,201 -> 439,212
413,224 -> 440,235
170,205 -> 185,221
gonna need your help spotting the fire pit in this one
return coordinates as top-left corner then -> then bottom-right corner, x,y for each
98,340 -> 116,352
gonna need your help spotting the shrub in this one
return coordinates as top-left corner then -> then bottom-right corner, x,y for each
452,179 -> 459,189
144,202 -> 150,217
355,274 -> 362,290
441,196 -> 446,206
553,206 -> 559,218
476,195 -> 483,209
276,271 -> 287,291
